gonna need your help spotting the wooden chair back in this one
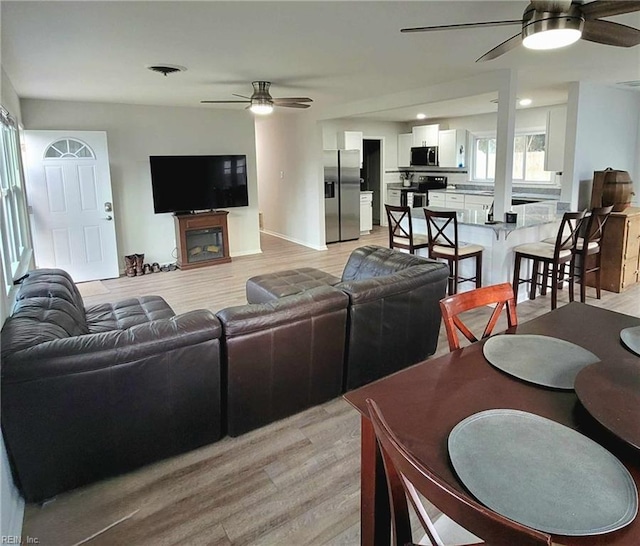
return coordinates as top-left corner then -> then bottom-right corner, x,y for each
552,211 -> 586,259
366,399 -> 552,546
582,205 -> 613,249
385,204 -> 427,253
439,283 -> 517,351
424,209 -> 459,255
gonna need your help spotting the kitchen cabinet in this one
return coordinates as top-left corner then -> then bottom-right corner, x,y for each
544,107 -> 566,172
438,129 -> 468,168
429,191 -> 464,210
464,194 -> 493,212
386,188 -> 401,207
429,191 -> 492,212
360,192 -> 373,234
397,133 -> 412,168
412,124 -> 439,147
338,130 -> 363,167
591,208 -> 640,292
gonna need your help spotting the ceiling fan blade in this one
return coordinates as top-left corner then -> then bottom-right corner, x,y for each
232,93 -> 251,99
272,97 -> 313,103
580,0 -> 640,20
401,19 -> 521,33
277,103 -> 311,109
581,19 -> 640,47
476,32 -> 523,62
200,100 -> 250,104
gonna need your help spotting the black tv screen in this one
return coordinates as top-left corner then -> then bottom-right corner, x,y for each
150,155 -> 248,213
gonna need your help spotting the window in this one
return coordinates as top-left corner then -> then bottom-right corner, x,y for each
472,132 -> 552,183
0,107 -> 31,295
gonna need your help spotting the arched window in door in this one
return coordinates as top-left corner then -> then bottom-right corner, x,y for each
44,138 -> 95,159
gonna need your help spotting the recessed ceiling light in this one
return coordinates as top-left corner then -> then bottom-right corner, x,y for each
416,113 -> 427,120
519,98 -> 532,106
146,64 -> 187,76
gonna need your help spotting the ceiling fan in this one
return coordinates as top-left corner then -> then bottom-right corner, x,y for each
201,81 -> 313,114
401,0 -> 640,62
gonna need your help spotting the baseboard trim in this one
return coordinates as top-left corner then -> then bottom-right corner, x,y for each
261,229 -> 327,251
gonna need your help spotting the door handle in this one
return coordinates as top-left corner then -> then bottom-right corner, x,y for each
104,202 -> 113,212
105,215 -> 113,221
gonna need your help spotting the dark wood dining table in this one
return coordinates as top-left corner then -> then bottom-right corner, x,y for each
344,302 -> 640,546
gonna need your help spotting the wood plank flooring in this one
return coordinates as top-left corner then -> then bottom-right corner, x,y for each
21,228 -> 640,545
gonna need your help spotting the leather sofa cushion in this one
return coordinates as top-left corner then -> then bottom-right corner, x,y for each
341,245 -> 432,281
1,297 -> 90,359
246,267 -> 341,304
86,296 -> 175,333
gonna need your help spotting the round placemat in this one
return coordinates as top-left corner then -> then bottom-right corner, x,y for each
482,334 -> 599,389
448,409 -> 638,536
620,326 -> 640,356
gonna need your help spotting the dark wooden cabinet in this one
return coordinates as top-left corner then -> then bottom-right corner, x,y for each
174,211 -> 231,270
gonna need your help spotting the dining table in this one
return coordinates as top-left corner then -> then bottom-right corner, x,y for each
343,302 -> 640,546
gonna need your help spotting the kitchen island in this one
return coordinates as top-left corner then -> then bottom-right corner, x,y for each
408,201 -> 563,300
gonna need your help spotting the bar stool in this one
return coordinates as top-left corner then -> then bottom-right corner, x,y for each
424,209 -> 483,295
512,210 -> 585,310
385,204 -> 429,254
572,205 -> 613,303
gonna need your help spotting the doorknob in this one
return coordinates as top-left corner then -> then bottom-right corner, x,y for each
104,202 -> 113,212
105,215 -> 113,221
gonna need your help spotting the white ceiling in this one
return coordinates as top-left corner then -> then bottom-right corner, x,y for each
2,1 -> 639,122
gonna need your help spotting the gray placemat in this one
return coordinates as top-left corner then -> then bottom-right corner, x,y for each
482,334 -> 600,389
448,409 -> 638,536
621,326 -> 640,357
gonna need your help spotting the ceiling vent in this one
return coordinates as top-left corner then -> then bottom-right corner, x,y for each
146,64 -> 186,76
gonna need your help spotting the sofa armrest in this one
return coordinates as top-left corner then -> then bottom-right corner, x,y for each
2,309 -> 221,382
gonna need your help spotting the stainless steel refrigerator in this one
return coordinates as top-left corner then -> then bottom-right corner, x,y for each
324,149 -> 360,243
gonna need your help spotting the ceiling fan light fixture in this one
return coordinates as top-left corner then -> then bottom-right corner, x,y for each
249,99 -> 274,115
522,7 -> 584,50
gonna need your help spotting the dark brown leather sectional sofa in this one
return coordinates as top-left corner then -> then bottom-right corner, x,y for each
1,246 -> 448,502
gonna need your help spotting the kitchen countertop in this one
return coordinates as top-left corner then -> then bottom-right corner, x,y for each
387,183 -> 559,201
411,202 -> 562,234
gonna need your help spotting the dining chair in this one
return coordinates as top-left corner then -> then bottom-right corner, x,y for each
512,210 -> 586,310
365,399 -> 552,546
439,283 -> 517,352
571,205 -> 613,303
385,204 -> 430,254
424,208 -> 483,295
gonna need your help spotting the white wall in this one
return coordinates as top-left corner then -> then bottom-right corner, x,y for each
0,67 -> 26,543
255,112 -> 325,249
20,100 -> 261,267
564,82 -> 640,207
424,105 -> 550,135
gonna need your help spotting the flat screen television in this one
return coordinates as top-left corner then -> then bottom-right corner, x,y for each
150,154 -> 248,213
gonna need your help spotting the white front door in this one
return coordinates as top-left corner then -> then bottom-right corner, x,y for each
24,130 -> 119,282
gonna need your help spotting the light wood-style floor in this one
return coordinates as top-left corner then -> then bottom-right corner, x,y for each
21,228 -> 640,546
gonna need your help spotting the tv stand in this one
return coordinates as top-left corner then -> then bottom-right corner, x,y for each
174,211 -> 231,270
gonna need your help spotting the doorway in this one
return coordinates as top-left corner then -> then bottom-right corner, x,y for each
361,139 -> 382,226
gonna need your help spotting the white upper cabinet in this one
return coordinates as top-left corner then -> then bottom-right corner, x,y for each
338,131 -> 363,167
397,133 -> 412,168
412,124 -> 439,147
438,129 -> 468,168
544,108 -> 566,173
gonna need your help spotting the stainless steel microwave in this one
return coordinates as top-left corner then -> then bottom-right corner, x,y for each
410,146 -> 439,166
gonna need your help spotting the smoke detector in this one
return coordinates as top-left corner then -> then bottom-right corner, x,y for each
146,64 -> 187,76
